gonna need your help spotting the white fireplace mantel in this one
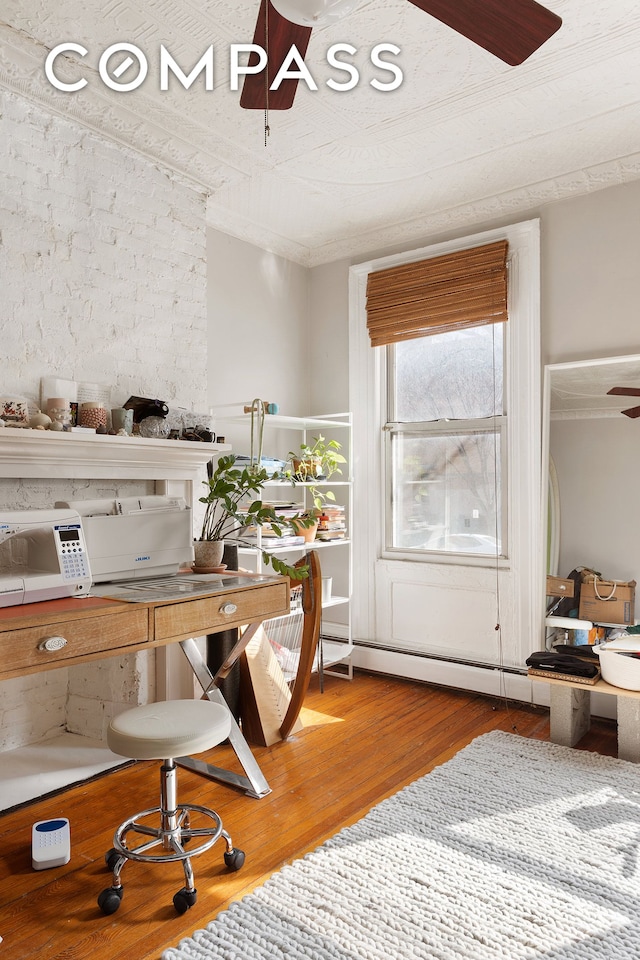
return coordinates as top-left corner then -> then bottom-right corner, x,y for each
0,429 -> 230,482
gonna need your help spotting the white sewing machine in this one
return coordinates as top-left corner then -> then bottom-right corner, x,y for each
0,508 -> 93,608
55,495 -> 193,583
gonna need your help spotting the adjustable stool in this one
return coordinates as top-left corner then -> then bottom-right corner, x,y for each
97,699 -> 245,916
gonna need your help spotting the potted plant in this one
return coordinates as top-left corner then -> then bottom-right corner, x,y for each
196,454 -> 313,578
285,436 -> 347,542
287,435 -> 347,482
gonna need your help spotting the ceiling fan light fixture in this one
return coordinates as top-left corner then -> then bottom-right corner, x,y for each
270,0 -> 358,27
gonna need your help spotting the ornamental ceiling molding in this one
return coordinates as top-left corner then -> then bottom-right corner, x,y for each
209,151 -> 640,267
2,20 -> 640,268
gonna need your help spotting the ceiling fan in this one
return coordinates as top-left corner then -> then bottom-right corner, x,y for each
606,386 -> 640,419
240,0 -> 562,110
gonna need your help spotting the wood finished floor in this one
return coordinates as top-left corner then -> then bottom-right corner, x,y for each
0,670 -> 618,960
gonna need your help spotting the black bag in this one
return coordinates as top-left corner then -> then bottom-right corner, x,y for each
526,651 -> 599,679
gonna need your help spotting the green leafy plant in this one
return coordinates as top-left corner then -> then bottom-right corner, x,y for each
287,435 -> 346,482
199,454 -> 313,578
285,435 -> 347,514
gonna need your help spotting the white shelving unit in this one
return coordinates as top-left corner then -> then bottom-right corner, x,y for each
216,411 -> 353,678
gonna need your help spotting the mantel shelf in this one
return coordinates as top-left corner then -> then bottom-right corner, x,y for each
0,429 -> 231,481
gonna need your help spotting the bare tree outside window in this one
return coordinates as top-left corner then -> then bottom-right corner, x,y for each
386,324 -> 505,558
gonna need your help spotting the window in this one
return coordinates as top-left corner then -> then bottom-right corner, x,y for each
385,323 -> 506,559
348,220 -> 541,670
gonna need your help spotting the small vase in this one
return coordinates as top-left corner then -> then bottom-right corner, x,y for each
193,540 -> 226,571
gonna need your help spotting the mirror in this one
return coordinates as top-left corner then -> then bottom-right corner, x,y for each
543,354 -> 640,590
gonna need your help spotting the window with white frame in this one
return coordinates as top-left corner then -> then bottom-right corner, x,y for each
384,322 -> 506,559
348,220 -> 541,669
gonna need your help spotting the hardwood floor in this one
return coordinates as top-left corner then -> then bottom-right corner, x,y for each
0,670 -> 617,960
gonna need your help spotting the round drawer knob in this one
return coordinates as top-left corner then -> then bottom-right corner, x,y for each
220,602 -> 238,616
39,636 -> 68,652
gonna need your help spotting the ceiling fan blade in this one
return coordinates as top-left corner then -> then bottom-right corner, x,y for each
406,0 -> 562,66
607,386 -> 640,397
240,0 -> 313,110
621,405 -> 640,419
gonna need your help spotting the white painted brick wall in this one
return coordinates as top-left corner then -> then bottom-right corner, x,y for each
0,89 -> 209,752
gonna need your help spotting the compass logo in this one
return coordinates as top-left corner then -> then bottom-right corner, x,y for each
44,42 -> 403,94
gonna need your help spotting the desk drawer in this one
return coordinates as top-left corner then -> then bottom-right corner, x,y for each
154,581 -> 289,642
0,608 -> 148,673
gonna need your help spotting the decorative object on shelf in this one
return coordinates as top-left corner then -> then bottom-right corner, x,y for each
123,395 -> 169,423
28,411 -> 52,430
138,416 -> 171,439
0,397 -> 29,427
79,402 -> 107,431
111,408 -> 134,435
197,454 -> 314,579
46,397 -> 72,429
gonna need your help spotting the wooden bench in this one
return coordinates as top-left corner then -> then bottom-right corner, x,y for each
529,673 -> 640,762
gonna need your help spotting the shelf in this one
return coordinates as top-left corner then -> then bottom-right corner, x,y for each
238,540 -> 351,555
217,412 -> 351,431
0,429 -> 229,481
263,479 -> 351,486
322,595 -> 349,608
225,410 -> 353,680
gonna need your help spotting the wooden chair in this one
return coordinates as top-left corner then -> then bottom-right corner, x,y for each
239,550 -> 322,745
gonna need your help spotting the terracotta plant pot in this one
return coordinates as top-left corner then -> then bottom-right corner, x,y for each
293,518 -> 319,543
292,457 -> 324,481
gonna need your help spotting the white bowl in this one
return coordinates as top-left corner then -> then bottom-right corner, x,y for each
595,640 -> 640,690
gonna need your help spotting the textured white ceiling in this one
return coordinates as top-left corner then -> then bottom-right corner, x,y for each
1,0 -> 639,265
550,356 -> 640,418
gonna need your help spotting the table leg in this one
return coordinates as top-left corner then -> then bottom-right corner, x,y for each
617,696 -> 640,763
549,684 -> 591,747
176,635 -> 271,799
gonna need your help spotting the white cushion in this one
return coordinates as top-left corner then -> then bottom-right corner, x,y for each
107,699 -> 231,760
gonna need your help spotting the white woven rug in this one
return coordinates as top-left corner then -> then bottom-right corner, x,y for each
163,731 -> 640,960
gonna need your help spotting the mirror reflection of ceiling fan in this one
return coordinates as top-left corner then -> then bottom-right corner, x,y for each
241,0 -> 563,110
606,387 -> 640,419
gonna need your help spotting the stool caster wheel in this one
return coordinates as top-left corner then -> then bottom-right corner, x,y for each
173,887 -> 197,914
105,847 -> 121,872
224,847 -> 245,871
98,886 -> 123,915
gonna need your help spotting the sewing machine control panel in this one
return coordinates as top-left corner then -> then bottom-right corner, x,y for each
54,524 -> 91,582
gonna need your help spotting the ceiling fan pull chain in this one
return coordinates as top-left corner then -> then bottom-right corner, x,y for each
264,0 -> 270,145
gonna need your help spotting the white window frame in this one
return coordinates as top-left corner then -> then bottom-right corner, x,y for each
382,322 -> 508,563
348,220 -> 542,673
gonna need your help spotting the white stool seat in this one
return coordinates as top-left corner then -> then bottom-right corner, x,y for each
107,699 -> 231,760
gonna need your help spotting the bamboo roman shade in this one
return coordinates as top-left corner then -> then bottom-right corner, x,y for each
366,239 -> 508,347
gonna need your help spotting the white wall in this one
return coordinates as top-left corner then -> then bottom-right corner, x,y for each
542,179 -> 640,364
206,230 -> 312,462
551,417 -> 640,583
0,89 -> 209,750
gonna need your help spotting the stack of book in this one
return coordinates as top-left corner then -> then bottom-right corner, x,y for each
316,504 -> 347,541
240,501 -> 307,548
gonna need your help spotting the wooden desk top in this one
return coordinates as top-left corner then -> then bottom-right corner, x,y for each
0,574 -> 289,683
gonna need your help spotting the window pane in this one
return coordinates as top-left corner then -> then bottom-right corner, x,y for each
392,324 -> 504,422
390,430 -> 502,555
